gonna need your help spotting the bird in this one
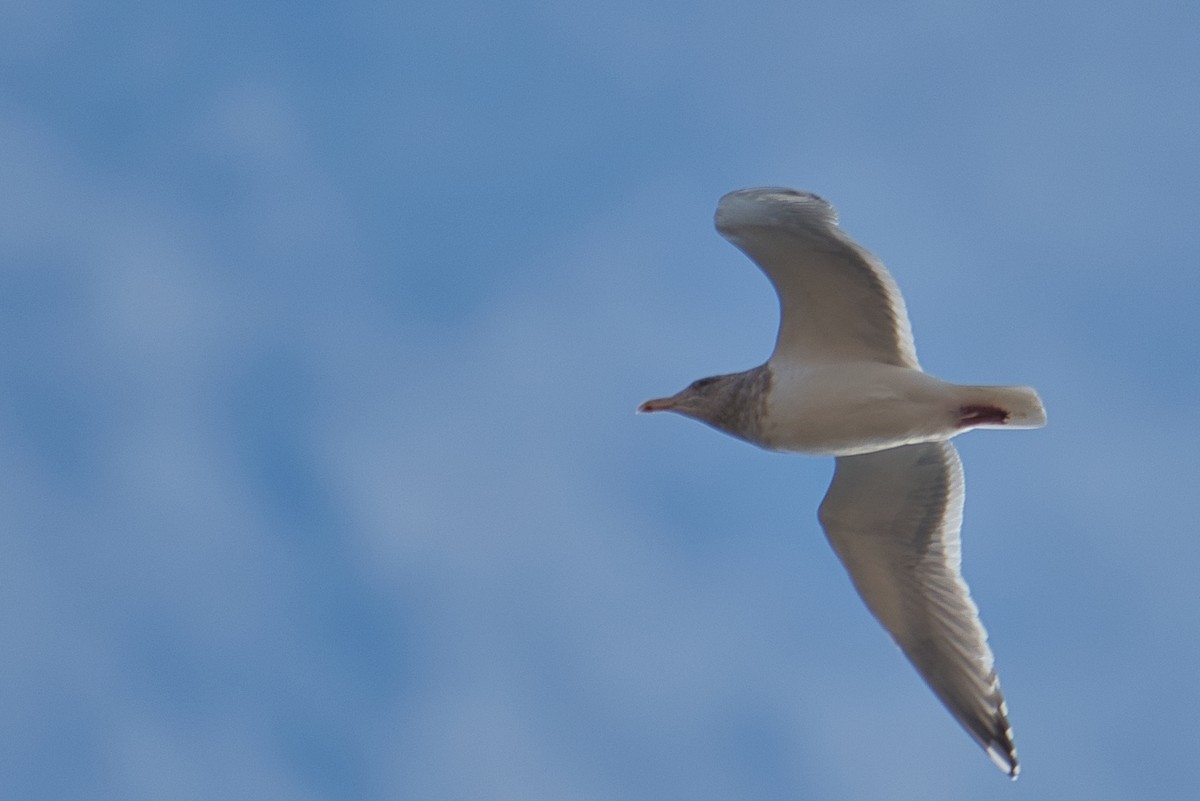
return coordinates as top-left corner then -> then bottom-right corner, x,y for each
638,187 -> 1045,778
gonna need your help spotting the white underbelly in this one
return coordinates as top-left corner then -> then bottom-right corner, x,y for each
762,362 -> 960,456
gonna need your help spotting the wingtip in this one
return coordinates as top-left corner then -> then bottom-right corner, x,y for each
984,740 -> 1019,780
713,187 -> 836,238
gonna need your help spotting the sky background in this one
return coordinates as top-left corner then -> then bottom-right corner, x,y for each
3,2 -> 1199,800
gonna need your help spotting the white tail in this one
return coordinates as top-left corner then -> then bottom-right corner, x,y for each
958,385 -> 1047,429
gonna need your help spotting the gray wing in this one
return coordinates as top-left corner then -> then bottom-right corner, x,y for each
714,187 -> 920,370
817,441 -> 1018,777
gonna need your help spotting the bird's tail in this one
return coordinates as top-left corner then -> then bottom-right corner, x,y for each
957,385 -> 1047,429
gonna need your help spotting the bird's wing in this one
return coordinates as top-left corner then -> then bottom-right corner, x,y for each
714,187 -> 920,369
817,441 -> 1018,777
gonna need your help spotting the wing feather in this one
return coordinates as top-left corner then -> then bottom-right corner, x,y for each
714,188 -> 920,369
817,441 -> 1018,777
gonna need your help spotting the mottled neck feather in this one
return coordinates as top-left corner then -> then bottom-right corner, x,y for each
707,364 -> 772,444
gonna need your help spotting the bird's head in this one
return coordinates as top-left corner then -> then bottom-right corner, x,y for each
638,374 -> 740,426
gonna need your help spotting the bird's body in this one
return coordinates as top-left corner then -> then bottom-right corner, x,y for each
639,187 -> 1045,778
765,361 -> 1035,455
670,361 -> 1044,457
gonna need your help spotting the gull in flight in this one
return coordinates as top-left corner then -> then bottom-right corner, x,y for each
639,188 -> 1045,778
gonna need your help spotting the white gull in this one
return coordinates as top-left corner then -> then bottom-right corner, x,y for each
639,187 -> 1045,778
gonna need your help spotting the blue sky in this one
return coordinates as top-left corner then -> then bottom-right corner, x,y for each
3,2 -> 1199,799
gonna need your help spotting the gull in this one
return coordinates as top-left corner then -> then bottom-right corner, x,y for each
639,188 -> 1045,778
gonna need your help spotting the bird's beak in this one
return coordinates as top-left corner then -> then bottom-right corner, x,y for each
638,395 -> 677,413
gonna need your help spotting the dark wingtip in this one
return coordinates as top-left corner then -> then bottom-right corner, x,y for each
983,740 -> 1019,779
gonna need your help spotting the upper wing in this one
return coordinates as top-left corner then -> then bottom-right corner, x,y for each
714,188 -> 920,369
817,441 -> 1018,777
